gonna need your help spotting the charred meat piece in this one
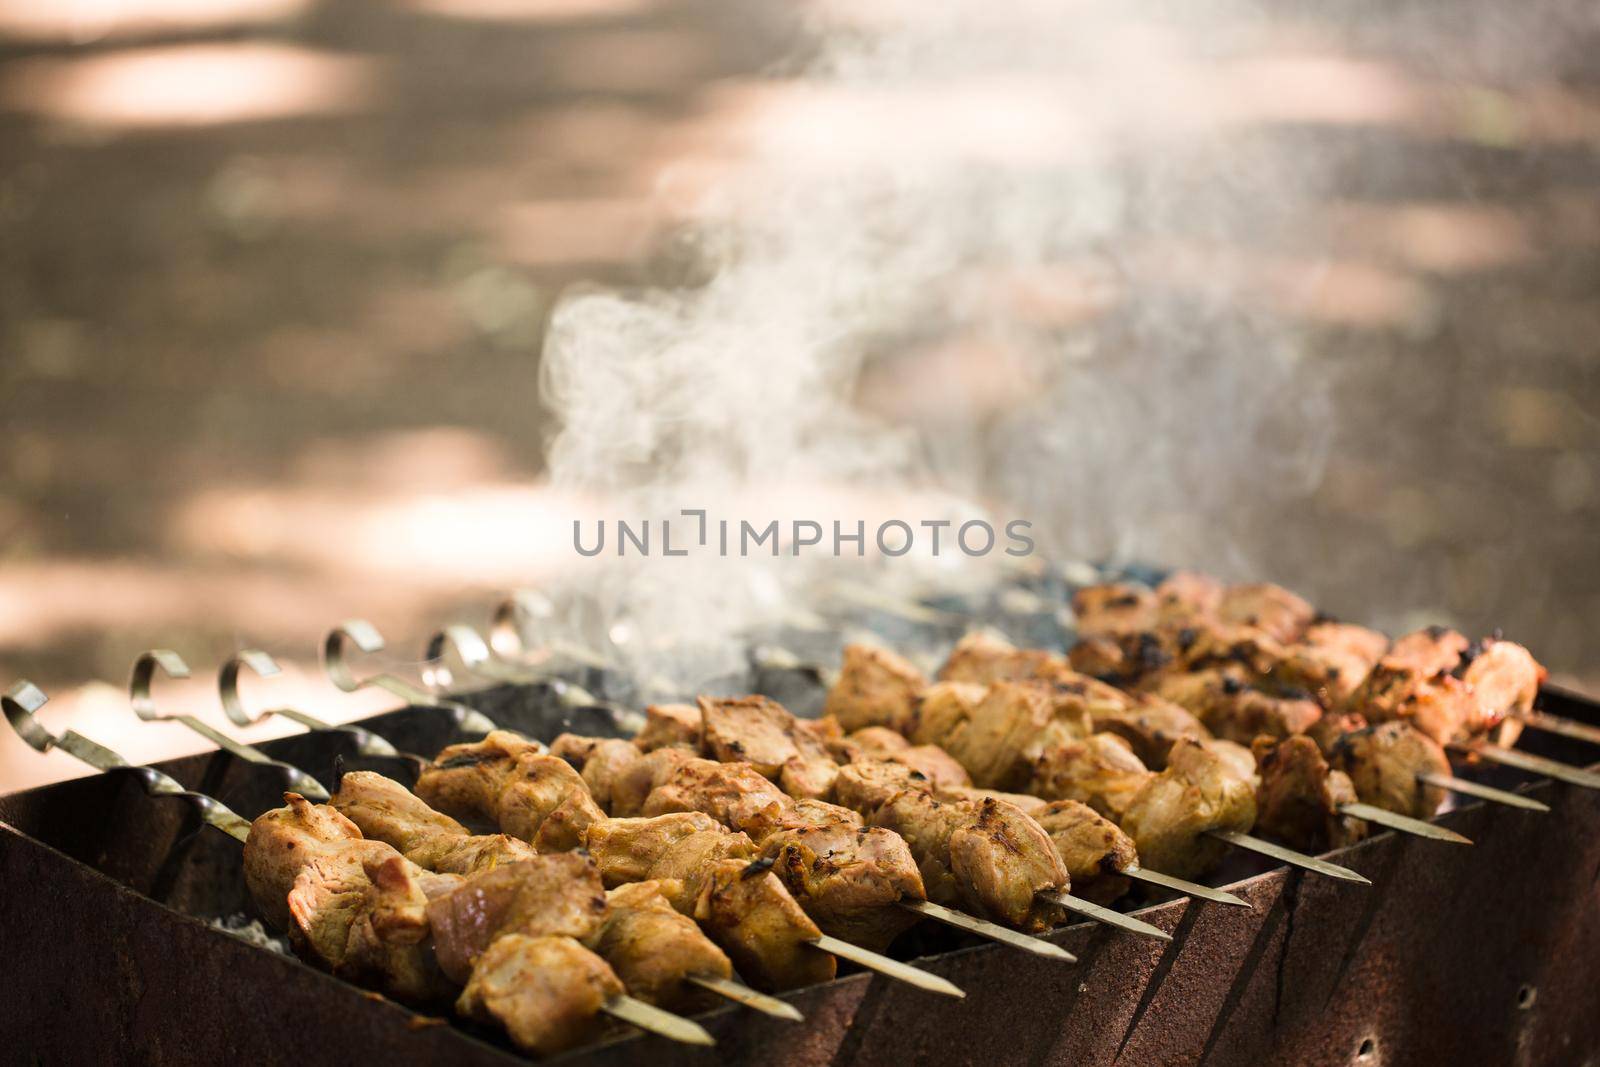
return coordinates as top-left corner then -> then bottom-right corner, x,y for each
582,812 -> 726,888
610,747 -> 697,818
1330,721 -> 1451,820
416,734 -> 605,851
1029,732 -> 1153,820
1033,800 -> 1136,905
644,830 -> 760,911
1272,622 -> 1389,706
871,791 -> 1067,931
1119,740 -> 1256,880
1071,583 -> 1159,636
693,858 -> 835,992
1067,630 -> 1175,684
700,694 -> 841,800
1346,627 -> 1533,746
456,934 -> 623,1058
1151,669 -> 1322,745
1154,571 -> 1224,622
243,795 -> 446,1002
331,771 -> 534,876
1459,637 -> 1544,722
825,644 -> 928,733
635,703 -> 704,752
414,731 -> 542,822
938,631 -> 1074,686
579,739 -> 646,812
907,680 -> 986,746
1088,694 -> 1210,769
942,681 -> 1055,790
834,761 -> 928,814
593,880 -> 732,1012
760,808 -> 926,949
848,727 -> 971,791
641,757 -> 792,839
426,854 -> 609,985
1251,736 -> 1367,853
1307,710 -> 1369,756
1217,582 -> 1314,644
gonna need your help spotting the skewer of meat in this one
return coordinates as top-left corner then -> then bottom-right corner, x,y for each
329,768 -> 801,1019
410,730 -> 970,994
1,681 -> 713,1054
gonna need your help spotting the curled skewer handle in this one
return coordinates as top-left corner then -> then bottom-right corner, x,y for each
220,649 -> 401,760
323,619 -> 497,736
424,624 -> 524,689
129,649 -> 329,801
4,680 -> 251,842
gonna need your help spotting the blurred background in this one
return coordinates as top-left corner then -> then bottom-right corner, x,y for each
1,0 -> 1597,787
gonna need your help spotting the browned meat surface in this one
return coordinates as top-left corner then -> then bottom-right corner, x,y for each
593,880 -> 732,1011
847,726 -> 911,757
1273,622 -> 1389,706
692,859 -> 835,992
907,680 -> 985,745
870,790 -> 1066,931
331,771 -> 534,876
1154,571 -> 1224,622
779,752 -> 841,801
1307,710 -> 1369,755
582,812 -> 723,888
244,795 -> 445,1002
1152,669 -> 1322,744
644,830 -> 760,911
1217,582 -> 1314,643
1067,630 -> 1175,683
1251,736 -> 1367,853
456,934 -> 623,1057
635,703 -> 703,752
825,643 -> 928,733
1072,583 -> 1159,636
938,631 -> 1072,686
641,757 -> 791,838
939,786 -> 1049,817
1201,739 -> 1259,785
890,744 -> 972,790
414,730 -> 541,823
1029,732 -> 1153,819
1460,638 -> 1544,720
416,733 -> 604,850
1330,721 -> 1451,819
1088,694 -> 1210,769
794,715 -> 860,763
760,810 -> 925,949
425,854 -> 608,984
1034,799 -> 1136,905
549,733 -> 601,767
834,761 -> 926,814
942,680 -> 1054,789
700,695 -> 842,801
610,747 -> 696,817
1360,627 -> 1541,744
1386,626 -> 1473,675
580,739 -> 645,811
1120,740 -> 1257,879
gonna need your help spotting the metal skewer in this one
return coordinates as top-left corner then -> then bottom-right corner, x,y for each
1417,771 -> 1549,812
5,680 -> 252,842
131,649 -> 330,802
1124,867 -> 1251,907
222,649 -> 425,771
1512,708 -> 1600,748
685,974 -> 803,1021
1338,801 -> 1472,844
1039,892 -> 1173,941
1448,742 -> 1600,791
600,995 -> 715,1046
324,620 -> 497,735
898,899 -> 1077,960
1206,830 -> 1371,884
809,934 -> 965,997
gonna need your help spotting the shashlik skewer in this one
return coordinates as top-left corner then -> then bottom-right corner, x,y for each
411,730 -> 969,994
129,649 -> 330,801
328,767 -> 801,1020
324,619 -> 498,735
3,680 -> 713,1052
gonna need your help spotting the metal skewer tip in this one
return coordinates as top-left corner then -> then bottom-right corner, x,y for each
1043,892 -> 1172,941
1339,802 -> 1472,844
601,994 -> 715,1046
1450,743 -> 1600,791
1417,771 -> 1549,812
1516,708 -> 1600,748
1124,867 -> 1252,908
686,975 -> 803,1021
1207,830 -> 1372,884
898,899 -> 1077,961
809,934 -> 965,998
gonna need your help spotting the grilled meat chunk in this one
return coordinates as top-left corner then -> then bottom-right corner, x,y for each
760,809 -> 926,949
1217,582 -> 1314,644
693,859 -> 835,992
1330,721 -> 1451,820
1030,732 -> 1152,820
938,631 -> 1073,686
593,880 -> 732,1011
908,681 -> 986,746
331,771 -> 534,876
582,813 -> 725,888
641,757 -> 792,839
1072,583 -> 1159,636
610,747 -> 696,818
834,761 -> 927,814
243,795 -> 446,1002
1120,740 -> 1256,880
1307,710 -> 1369,756
1459,637 -> 1544,722
1273,623 -> 1389,705
635,703 -> 704,752
825,644 -> 928,733
1087,694 -> 1210,769
456,934 -> 623,1057
700,695 -> 842,801
1151,669 -> 1322,745
416,733 -> 604,851
939,785 -> 1049,817
645,830 -> 760,910
1349,627 -> 1539,746
579,739 -> 645,812
942,681 -> 1055,790
426,854 -> 608,984
1154,571 -> 1224,622
1033,799 -> 1136,905
1251,736 -> 1367,853
848,727 -> 971,790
